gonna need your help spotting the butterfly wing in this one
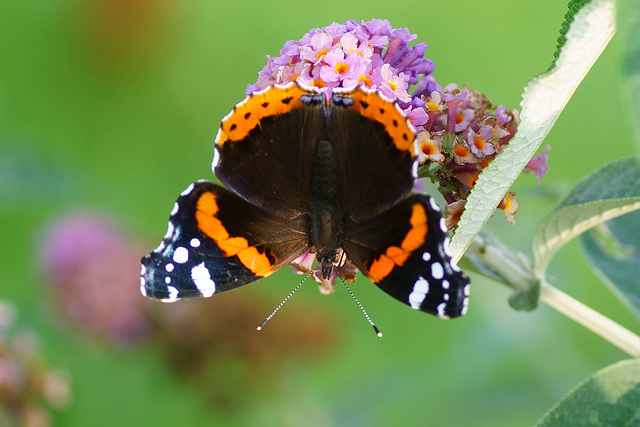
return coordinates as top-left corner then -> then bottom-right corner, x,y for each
213,83 -> 326,218
343,194 -> 470,318
328,88 -> 417,223
141,181 -> 309,302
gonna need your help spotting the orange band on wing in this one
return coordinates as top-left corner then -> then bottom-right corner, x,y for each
368,203 -> 428,282
214,84 -> 321,146
343,89 -> 415,153
195,191 -> 274,276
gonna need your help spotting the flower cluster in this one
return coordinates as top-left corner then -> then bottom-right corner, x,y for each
247,19 -> 437,104
0,300 -> 71,426
415,84 -> 525,226
38,213 -> 151,346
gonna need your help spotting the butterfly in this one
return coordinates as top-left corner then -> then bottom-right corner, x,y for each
140,83 -> 469,321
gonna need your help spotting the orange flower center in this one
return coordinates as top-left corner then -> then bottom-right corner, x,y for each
453,145 -> 470,158
312,78 -> 326,88
421,141 -> 436,155
334,62 -> 349,75
316,49 -> 329,59
358,75 -> 372,87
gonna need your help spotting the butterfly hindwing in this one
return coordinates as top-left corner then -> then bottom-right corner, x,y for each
343,194 -> 470,318
140,181 -> 309,302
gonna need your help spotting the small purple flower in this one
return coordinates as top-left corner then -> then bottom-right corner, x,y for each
467,126 -> 496,157
300,32 -> 333,64
525,145 -> 551,185
320,50 -> 366,86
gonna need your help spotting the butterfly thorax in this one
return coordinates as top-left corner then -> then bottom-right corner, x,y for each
309,139 -> 343,279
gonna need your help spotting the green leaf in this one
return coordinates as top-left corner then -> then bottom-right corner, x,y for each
551,0 -> 593,69
535,359 -> 640,426
533,156 -> 640,277
618,0 -> 640,153
580,210 -> 640,318
449,0 -> 616,263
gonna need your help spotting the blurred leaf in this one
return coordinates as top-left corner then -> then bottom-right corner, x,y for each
618,0 -> 640,153
533,156 -> 640,276
535,359 -> 640,426
449,0 -> 616,263
581,210 -> 640,318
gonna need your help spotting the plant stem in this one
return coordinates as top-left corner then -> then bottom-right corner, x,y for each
466,234 -> 640,357
539,280 -> 640,357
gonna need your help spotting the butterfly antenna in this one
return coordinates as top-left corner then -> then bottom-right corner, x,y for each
257,274 -> 307,331
340,277 -> 382,338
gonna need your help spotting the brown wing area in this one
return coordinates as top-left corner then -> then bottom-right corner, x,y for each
328,88 -> 417,223
214,84 -> 326,219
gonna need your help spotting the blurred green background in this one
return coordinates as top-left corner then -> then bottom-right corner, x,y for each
0,0 -> 637,426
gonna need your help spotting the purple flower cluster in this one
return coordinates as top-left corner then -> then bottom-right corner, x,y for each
38,213 -> 150,346
247,19 -> 437,108
415,84 -> 524,225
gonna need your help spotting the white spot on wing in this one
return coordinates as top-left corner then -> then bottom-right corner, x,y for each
437,302 -> 449,318
411,160 -> 419,178
422,252 -> 431,261
190,238 -> 201,248
180,182 -> 195,197
191,262 -> 216,297
170,202 -> 179,216
429,197 -> 440,212
139,265 -> 147,296
409,276 -> 429,310
212,147 -> 220,170
442,237 -> 452,257
161,286 -> 179,303
173,246 -> 189,264
165,263 -> 174,272
431,262 -> 444,280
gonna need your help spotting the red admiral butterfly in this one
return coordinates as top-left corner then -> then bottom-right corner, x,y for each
140,83 -> 469,321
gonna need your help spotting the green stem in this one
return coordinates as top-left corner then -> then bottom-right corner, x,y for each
466,234 -> 640,357
539,280 -> 640,357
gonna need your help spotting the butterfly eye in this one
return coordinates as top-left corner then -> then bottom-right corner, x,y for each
333,250 -> 346,268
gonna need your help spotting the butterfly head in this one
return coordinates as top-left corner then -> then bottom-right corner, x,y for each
316,247 -> 346,280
